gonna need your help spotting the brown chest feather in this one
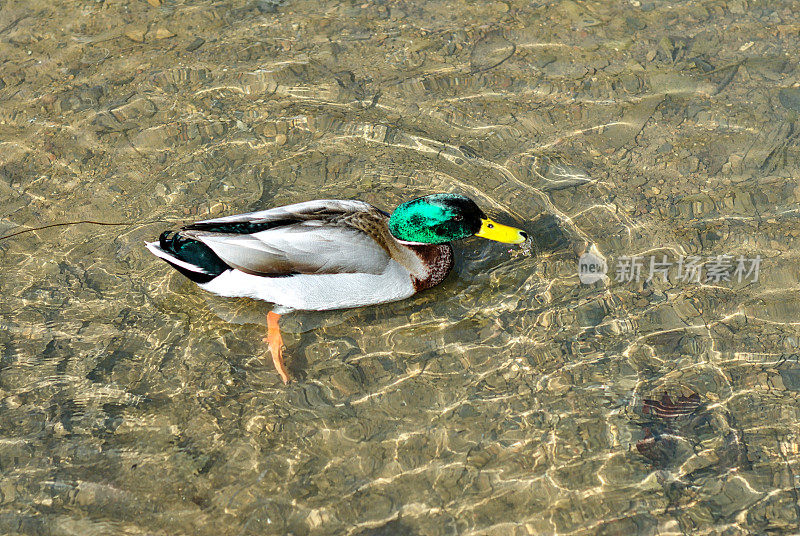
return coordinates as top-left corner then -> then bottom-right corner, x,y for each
407,244 -> 454,291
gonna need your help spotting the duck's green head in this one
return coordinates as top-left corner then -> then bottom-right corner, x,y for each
388,193 -> 527,245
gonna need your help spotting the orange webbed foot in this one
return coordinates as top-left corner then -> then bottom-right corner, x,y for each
266,311 -> 290,384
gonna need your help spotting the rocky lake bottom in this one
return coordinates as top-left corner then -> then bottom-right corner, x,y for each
1,0 -> 800,534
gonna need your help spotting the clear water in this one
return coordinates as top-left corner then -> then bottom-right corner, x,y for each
2,0 -> 800,534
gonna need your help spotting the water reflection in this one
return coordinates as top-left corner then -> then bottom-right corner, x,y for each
1,0 -> 800,534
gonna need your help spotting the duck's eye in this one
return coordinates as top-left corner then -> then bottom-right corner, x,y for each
452,215 -> 463,221
487,223 -> 494,229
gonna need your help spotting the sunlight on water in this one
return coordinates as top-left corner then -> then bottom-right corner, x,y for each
1,0 -> 800,534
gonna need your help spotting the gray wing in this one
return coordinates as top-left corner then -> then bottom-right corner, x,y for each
192,199 -> 378,225
181,200 -> 393,276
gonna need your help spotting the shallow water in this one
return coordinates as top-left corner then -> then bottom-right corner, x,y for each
2,0 -> 800,534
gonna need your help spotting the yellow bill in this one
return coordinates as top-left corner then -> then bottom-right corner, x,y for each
474,218 -> 528,244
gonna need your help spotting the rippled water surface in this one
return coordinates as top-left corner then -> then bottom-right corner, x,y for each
2,0 -> 800,534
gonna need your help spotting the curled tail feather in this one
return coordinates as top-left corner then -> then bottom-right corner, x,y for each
146,231 -> 230,283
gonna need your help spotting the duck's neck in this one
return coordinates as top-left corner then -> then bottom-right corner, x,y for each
405,243 -> 454,291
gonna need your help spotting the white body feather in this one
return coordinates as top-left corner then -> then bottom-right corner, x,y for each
199,261 -> 415,311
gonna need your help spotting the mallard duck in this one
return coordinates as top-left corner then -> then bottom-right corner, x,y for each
146,194 -> 527,383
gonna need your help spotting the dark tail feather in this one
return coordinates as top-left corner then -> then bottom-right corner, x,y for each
157,231 -> 229,283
